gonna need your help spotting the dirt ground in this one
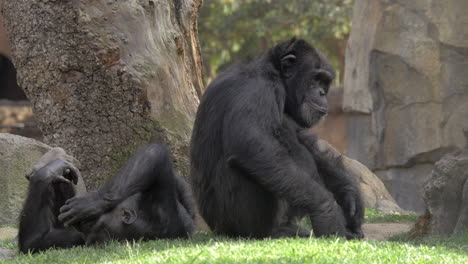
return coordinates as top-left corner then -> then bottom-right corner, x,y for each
363,223 -> 412,241
0,227 -> 17,241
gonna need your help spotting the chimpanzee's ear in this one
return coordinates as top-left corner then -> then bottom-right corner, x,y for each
280,54 -> 297,78
121,208 -> 137,225
272,37 -> 301,76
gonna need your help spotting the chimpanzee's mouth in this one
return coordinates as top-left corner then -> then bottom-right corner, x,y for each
310,103 -> 327,114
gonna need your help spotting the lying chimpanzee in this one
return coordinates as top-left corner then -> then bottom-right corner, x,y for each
191,38 -> 364,239
18,144 -> 196,253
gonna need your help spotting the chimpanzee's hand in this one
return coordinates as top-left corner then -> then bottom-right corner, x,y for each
30,159 -> 79,186
346,226 -> 364,240
310,199 -> 348,238
58,191 -> 109,227
338,188 -> 364,239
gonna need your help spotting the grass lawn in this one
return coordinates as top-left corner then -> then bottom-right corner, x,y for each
1,210 -> 466,264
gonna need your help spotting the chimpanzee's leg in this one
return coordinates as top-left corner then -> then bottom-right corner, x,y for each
58,144 -> 196,238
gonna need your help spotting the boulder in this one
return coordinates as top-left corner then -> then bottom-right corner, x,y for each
375,200 -> 403,215
0,133 -> 84,226
316,139 -> 401,212
344,0 -> 468,212
422,126 -> 468,235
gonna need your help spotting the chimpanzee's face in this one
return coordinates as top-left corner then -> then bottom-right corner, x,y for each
82,195 -> 148,244
280,40 -> 335,128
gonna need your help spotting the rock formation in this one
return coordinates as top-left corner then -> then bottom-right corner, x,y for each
422,126 -> 468,235
344,0 -> 468,211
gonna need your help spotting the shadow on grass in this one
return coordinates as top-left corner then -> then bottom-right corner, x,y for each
388,229 -> 468,253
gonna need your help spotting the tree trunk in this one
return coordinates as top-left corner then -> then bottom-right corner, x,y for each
1,0 -> 204,189
0,15 -> 10,58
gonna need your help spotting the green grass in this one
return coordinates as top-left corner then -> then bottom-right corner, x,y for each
2,210 -> 467,264
364,208 -> 419,223
294,208 -> 418,229
390,230 -> 468,252
0,238 -> 15,250
2,232 -> 467,264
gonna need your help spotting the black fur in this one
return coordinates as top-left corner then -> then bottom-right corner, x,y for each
190,38 -> 363,239
19,144 -> 196,253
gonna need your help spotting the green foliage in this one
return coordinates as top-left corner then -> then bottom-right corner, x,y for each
199,0 -> 354,83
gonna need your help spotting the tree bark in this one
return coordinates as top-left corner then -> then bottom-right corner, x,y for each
0,15 -> 10,58
1,0 -> 204,189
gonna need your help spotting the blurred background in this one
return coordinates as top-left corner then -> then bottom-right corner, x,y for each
199,0 -> 353,84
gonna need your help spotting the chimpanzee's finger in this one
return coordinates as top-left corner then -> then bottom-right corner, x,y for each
58,209 -> 74,223
65,196 -> 77,205
64,215 -> 80,227
62,163 -> 79,185
60,204 -> 71,213
52,175 -> 71,184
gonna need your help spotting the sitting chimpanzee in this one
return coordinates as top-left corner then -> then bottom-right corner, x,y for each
190,38 -> 364,239
18,144 -> 196,253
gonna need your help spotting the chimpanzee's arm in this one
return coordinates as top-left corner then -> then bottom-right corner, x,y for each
59,144 -> 175,226
18,160 -> 84,253
296,129 -> 364,237
174,174 -> 197,220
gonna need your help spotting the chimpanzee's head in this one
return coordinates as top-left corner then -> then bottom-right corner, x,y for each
272,38 -> 335,128
78,194 -> 151,245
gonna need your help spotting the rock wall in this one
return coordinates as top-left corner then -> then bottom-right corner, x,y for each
344,0 -> 468,212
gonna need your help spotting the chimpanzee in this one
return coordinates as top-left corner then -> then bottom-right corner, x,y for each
18,144 -> 196,253
190,38 -> 364,239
